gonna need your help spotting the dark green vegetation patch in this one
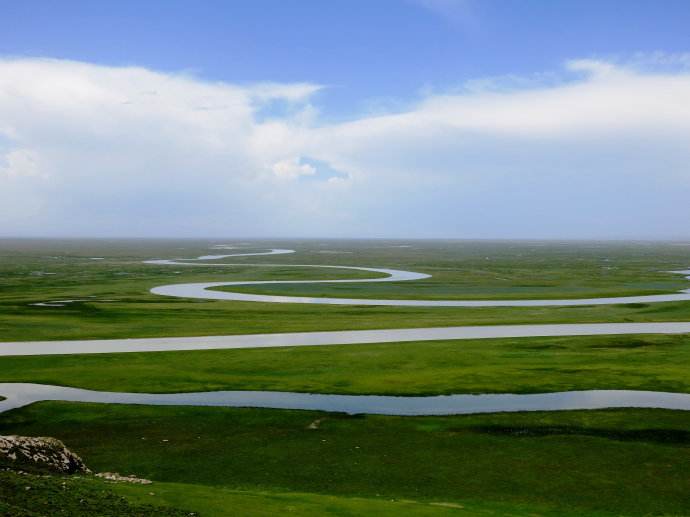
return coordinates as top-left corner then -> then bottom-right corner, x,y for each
1,403 -> 689,516
0,468 -> 191,516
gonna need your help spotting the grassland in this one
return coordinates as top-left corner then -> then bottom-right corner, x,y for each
0,468 -> 190,516
3,238 -> 690,515
0,468 -> 593,517
1,403 -> 689,516
2,238 -> 690,342
110,479 -> 610,517
2,333 -> 690,395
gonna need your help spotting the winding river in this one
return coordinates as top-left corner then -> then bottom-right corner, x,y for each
148,248 -> 690,307
3,322 -> 690,357
3,246 -> 690,416
4,247 -> 690,357
2,383 -> 690,416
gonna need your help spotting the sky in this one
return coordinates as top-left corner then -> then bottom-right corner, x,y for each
1,0 -> 690,239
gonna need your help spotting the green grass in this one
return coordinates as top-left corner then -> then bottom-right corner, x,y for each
2,333 -> 690,395
0,468 -> 190,516
111,480 -> 611,516
4,238 -> 690,515
7,297 -> 690,344
2,238 -> 690,342
0,469 -> 593,517
1,403 -> 688,516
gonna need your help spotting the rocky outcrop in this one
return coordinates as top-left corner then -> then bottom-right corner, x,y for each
95,471 -> 152,484
0,435 -> 90,474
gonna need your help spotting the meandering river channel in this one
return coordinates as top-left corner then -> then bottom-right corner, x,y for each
2,383 -> 690,416
148,248 -> 690,307
3,247 -> 690,415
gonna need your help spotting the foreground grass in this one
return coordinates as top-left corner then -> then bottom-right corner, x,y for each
111,480 -> 610,516
3,238 -> 690,342
0,469 -> 594,517
1,403 -> 688,516
0,468 -> 190,516
2,333 -> 690,395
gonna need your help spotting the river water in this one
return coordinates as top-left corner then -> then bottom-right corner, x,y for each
2,383 -> 690,416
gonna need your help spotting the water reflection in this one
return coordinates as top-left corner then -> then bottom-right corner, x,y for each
3,322 -> 690,356
2,383 -> 690,416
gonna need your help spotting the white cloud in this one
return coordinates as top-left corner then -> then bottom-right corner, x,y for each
0,149 -> 42,178
249,82 -> 323,103
271,157 -> 316,180
0,56 -> 690,238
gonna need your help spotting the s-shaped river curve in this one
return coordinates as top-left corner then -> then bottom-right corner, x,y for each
3,247 -> 690,357
149,248 -> 690,307
3,247 -> 690,415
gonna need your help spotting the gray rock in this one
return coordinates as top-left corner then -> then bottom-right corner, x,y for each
0,435 -> 90,474
95,471 -> 152,484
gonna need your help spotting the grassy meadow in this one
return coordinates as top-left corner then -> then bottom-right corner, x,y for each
2,238 -> 690,515
2,333 -> 690,395
1,403 -> 689,516
2,238 -> 690,342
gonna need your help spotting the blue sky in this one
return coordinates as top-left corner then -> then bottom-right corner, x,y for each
1,1 -> 690,238
5,0 -> 690,118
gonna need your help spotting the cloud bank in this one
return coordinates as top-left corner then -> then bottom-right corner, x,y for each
1,56 -> 690,238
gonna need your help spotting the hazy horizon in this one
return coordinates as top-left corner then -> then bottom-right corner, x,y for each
3,236 -> 690,244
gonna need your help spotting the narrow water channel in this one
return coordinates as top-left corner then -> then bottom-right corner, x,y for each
2,383 -> 690,416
